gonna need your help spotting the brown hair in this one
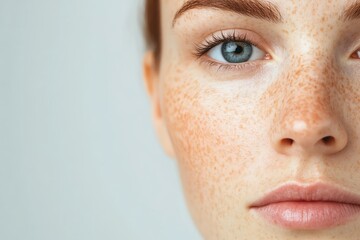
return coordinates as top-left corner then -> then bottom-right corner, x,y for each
144,0 -> 161,66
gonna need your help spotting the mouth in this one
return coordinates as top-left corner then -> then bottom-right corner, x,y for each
249,183 -> 360,230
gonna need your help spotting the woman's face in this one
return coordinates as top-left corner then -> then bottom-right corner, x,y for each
144,0 -> 360,239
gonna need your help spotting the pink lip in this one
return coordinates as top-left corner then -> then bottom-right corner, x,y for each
249,183 -> 360,229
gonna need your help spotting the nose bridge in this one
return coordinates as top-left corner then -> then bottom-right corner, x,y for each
282,56 -> 334,125
270,57 -> 348,156
284,72 -> 330,129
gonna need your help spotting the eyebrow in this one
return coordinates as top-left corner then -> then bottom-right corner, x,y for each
342,1 -> 360,21
172,0 -> 283,26
173,0 -> 360,27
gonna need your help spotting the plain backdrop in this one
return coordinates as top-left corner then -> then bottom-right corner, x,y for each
0,0 -> 201,239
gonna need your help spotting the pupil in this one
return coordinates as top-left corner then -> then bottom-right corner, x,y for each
234,46 -> 244,54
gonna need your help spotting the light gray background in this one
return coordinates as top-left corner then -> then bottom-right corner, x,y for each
0,0 -> 201,239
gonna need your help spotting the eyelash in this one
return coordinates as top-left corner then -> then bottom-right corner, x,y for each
194,31 -> 259,58
193,31 -> 268,71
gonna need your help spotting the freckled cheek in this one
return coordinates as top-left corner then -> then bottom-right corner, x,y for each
164,82 -> 240,164
162,78 -> 257,204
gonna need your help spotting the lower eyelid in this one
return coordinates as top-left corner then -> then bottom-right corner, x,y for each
199,57 -> 265,73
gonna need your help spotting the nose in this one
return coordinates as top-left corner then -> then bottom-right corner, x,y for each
271,116 -> 348,156
270,74 -> 348,157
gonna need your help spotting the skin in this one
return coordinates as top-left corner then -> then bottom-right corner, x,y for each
143,0 -> 360,239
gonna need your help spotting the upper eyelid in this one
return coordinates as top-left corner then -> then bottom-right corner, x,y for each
193,29 -> 270,57
204,32 -> 257,48
194,32 -> 255,57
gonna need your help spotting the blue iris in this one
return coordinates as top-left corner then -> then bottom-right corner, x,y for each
221,41 -> 253,63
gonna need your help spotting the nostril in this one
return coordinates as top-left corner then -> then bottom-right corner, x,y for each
322,136 -> 335,145
281,138 -> 294,146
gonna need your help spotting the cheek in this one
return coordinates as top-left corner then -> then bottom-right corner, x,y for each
162,71 -> 254,173
160,68 -> 262,232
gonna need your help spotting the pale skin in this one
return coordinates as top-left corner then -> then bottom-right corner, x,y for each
143,0 -> 360,239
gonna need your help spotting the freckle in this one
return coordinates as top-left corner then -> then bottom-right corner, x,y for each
282,29 -> 289,35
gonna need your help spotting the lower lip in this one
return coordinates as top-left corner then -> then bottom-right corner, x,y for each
252,202 -> 360,229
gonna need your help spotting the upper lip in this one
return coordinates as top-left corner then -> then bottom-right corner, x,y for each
250,182 -> 360,208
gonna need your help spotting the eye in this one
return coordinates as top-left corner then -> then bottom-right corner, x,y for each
208,41 -> 266,64
351,49 -> 360,59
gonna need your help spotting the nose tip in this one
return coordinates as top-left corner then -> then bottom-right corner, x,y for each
272,119 -> 348,156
